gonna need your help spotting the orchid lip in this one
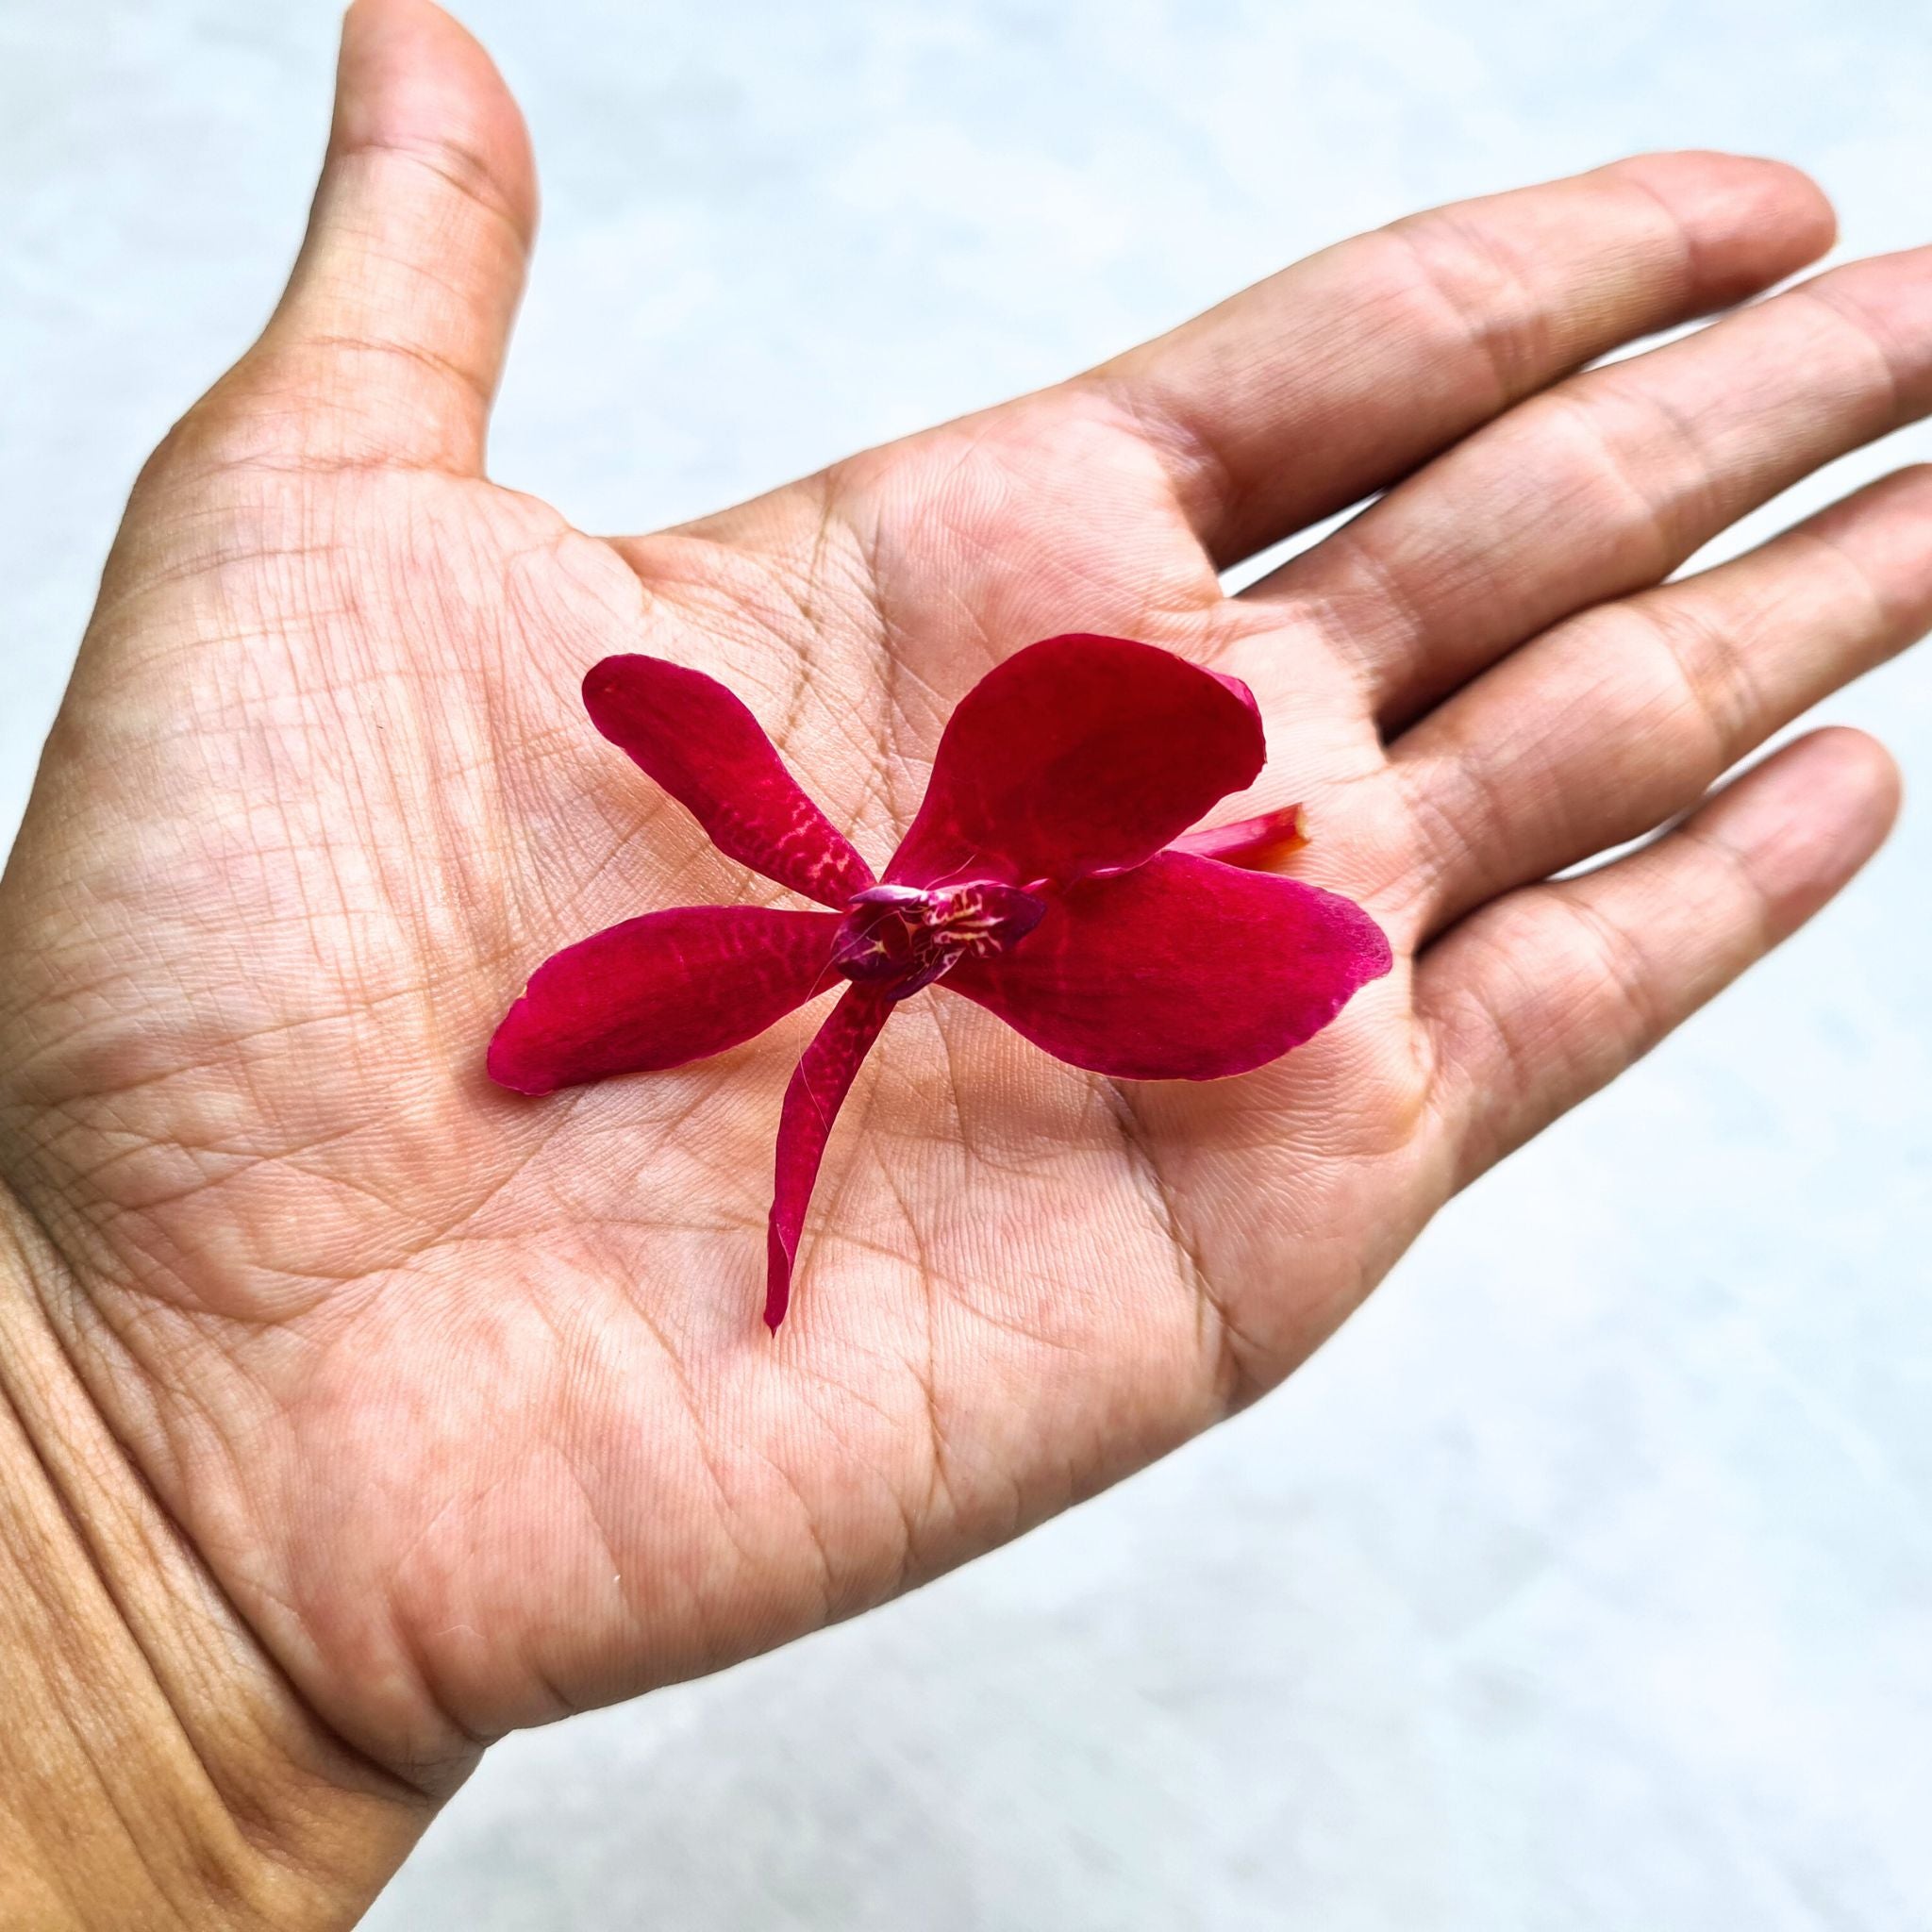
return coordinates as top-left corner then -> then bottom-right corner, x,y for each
830,878 -> 1047,1000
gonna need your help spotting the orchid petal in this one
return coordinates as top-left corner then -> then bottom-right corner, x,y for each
488,906 -> 841,1095
1168,803 -> 1308,870
766,982 -> 894,1328
945,851 -> 1391,1079
584,655 -> 874,908
886,635 -> 1265,891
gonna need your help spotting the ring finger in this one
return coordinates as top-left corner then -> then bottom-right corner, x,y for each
1388,463 -> 1932,945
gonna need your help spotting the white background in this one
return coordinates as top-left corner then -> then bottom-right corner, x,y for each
4,2 -> 1928,1925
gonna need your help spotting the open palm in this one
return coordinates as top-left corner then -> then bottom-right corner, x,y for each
4,0 -> 1928,1796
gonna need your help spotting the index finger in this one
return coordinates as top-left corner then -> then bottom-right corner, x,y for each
1074,151 -> 1836,567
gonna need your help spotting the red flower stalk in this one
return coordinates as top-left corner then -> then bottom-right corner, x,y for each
489,635 -> 1391,1328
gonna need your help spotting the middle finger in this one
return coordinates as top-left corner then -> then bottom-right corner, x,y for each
1388,463 -> 1932,946
1244,246 -> 1932,727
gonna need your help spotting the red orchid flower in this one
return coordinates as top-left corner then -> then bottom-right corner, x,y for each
489,635 -> 1391,1328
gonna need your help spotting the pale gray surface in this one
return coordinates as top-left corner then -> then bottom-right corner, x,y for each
5,2 -> 1930,1926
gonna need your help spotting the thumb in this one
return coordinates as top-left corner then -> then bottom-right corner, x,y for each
241,0 -> 537,475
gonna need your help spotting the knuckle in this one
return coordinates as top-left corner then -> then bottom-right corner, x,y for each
1382,208 -> 1554,400
1641,597 -> 1762,764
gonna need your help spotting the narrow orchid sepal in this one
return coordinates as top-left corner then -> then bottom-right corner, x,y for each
584,655 -> 874,908
1169,803 -> 1309,871
765,982 -> 894,1329
488,904 -> 842,1094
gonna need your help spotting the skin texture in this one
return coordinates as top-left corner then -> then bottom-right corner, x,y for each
2,0 -> 1930,1910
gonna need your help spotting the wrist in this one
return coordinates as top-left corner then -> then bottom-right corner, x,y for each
0,1183 -> 430,1929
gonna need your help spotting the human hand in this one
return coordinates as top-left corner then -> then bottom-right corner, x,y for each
3,0 -> 1926,1889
